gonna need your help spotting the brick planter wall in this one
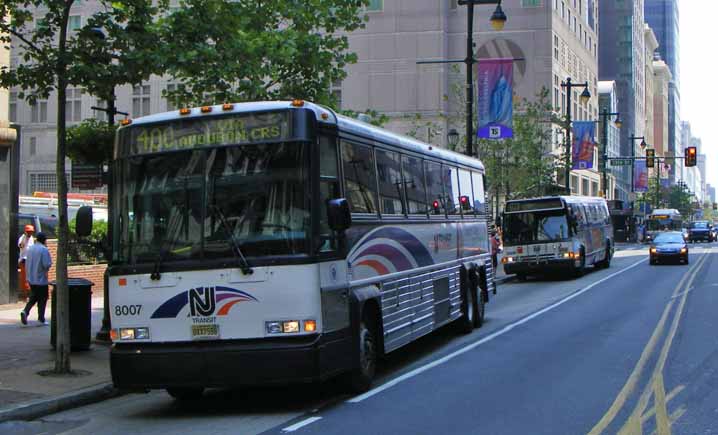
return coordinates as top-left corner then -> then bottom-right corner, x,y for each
45,240 -> 106,295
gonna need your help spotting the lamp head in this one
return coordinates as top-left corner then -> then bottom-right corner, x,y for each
613,116 -> 622,129
579,87 -> 591,104
640,139 -> 647,149
490,4 -> 507,31
447,128 -> 459,147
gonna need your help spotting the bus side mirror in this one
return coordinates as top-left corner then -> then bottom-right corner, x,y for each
328,198 -> 351,232
76,206 -> 93,238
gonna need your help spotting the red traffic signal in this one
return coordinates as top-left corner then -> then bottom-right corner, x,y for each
645,149 -> 655,168
432,199 -> 441,214
685,146 -> 697,167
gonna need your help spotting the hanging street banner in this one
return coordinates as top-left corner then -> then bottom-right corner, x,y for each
571,121 -> 595,169
634,159 -> 649,192
477,59 -> 513,139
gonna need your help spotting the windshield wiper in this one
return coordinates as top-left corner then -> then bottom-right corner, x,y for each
210,204 -> 254,275
150,247 -> 168,281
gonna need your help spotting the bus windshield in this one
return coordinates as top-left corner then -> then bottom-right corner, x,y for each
113,142 -> 310,265
646,218 -> 679,231
503,209 -> 570,245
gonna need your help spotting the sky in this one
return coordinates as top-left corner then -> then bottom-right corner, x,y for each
680,1 -> 717,188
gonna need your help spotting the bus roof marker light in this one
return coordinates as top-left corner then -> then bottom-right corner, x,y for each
179,108 -> 191,115
291,99 -> 305,107
321,113 -> 329,120
120,119 -> 132,126
200,106 -> 212,113
222,103 -> 234,111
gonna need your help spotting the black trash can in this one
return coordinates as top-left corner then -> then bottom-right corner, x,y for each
51,278 -> 94,351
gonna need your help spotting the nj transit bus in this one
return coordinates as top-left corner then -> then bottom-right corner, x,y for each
90,101 -> 496,399
501,196 -> 614,280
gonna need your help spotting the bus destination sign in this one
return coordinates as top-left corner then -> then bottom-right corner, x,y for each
122,111 -> 292,156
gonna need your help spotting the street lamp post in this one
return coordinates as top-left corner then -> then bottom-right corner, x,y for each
628,134 -> 646,194
599,109 -> 621,198
457,0 -> 506,158
560,77 -> 591,194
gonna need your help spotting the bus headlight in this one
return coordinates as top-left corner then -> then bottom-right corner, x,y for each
266,320 -> 302,334
680,248 -> 687,254
119,327 -> 150,340
650,248 -> 657,254
501,257 -> 514,264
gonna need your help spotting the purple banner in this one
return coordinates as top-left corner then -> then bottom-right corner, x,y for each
477,59 -> 513,139
634,159 -> 649,192
571,121 -> 595,169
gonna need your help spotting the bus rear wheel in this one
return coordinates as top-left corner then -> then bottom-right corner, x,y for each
458,282 -> 477,333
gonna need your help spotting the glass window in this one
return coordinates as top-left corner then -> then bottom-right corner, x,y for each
376,149 -> 405,216
402,155 -> 427,216
457,169 -> 473,216
443,165 -> 460,215
68,15 -> 81,30
367,0 -> 383,11
471,172 -> 485,215
319,136 -> 340,252
342,141 -> 377,214
132,84 -> 151,117
424,161 -> 445,216
204,143 -> 310,259
504,210 -> 570,244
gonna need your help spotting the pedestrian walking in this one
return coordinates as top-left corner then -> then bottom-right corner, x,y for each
17,224 -> 35,294
20,232 -> 52,326
490,228 -> 500,269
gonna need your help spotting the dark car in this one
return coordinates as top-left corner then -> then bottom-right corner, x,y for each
687,221 -> 712,243
649,232 -> 688,265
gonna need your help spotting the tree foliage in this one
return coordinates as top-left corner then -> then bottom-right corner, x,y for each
66,119 -> 117,164
157,0 -> 369,108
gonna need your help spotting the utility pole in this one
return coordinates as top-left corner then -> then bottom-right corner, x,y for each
599,108 -> 621,198
560,78 -> 591,194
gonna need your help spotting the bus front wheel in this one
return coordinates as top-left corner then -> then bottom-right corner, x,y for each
348,314 -> 378,393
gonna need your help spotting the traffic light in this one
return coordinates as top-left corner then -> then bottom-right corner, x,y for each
645,148 -> 655,168
685,146 -> 697,167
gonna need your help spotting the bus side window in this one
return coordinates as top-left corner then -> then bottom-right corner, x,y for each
471,172 -> 485,215
341,141 -> 378,215
424,160 -> 445,217
457,169 -> 473,216
319,136 -> 340,252
402,155 -> 428,216
376,149 -> 406,216
443,165 -> 460,215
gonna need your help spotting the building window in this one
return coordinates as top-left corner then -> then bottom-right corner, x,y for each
331,80 -> 342,110
29,137 -> 37,156
29,173 -> 60,194
132,84 -> 151,117
65,88 -> 83,122
367,0 -> 383,12
554,35 -> 559,60
521,0 -> 541,7
165,83 -> 179,112
9,91 -> 17,122
571,175 -> 579,194
582,178 -> 589,196
561,1 -> 565,19
450,0 -> 458,9
68,15 -> 81,31
30,99 -> 48,123
94,99 -> 106,121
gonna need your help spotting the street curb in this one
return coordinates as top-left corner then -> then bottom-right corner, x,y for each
0,382 -> 120,423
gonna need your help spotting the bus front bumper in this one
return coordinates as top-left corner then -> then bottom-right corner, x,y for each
110,331 -> 351,390
503,258 -> 575,275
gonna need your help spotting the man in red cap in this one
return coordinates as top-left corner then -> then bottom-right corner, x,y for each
17,224 -> 35,294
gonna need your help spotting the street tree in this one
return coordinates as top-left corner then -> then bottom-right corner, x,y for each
156,0 -> 369,108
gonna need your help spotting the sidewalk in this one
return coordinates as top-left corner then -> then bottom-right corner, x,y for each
0,295 -> 117,423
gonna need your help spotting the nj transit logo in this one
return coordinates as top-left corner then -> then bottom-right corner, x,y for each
150,286 -> 258,319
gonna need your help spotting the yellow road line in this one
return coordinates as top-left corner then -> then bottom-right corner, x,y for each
653,374 -> 670,434
641,385 -> 685,423
588,251 -> 709,435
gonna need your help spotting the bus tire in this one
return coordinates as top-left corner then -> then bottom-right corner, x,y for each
573,247 -> 586,277
457,276 -> 477,334
348,312 -> 378,393
597,241 -> 612,269
166,387 -> 204,401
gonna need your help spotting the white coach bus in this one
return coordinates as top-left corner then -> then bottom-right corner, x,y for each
501,196 -> 614,280
78,101 -> 496,399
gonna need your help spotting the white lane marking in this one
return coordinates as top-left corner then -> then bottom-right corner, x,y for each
348,257 -> 648,403
282,416 -> 323,432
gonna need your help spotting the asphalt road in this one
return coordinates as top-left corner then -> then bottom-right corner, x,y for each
7,242 -> 718,435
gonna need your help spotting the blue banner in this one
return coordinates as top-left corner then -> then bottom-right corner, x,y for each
571,121 -> 595,170
477,59 -> 513,139
634,160 -> 649,192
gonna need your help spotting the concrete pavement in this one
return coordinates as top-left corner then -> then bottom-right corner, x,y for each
0,295 -> 116,423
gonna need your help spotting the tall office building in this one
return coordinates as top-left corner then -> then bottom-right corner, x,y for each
342,0 -> 601,196
645,0 -> 680,183
598,81 -> 626,200
599,0 -> 645,201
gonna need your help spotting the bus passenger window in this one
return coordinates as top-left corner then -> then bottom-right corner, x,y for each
376,149 -> 406,215
341,141 -> 377,214
457,169 -> 473,216
443,165 -> 459,215
424,160 -> 445,216
402,155 -> 428,216
471,172 -> 485,215
319,136 -> 340,252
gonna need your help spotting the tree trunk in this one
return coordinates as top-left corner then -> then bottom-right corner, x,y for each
54,2 -> 74,374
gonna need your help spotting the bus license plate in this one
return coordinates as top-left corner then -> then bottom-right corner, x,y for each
191,324 -> 219,339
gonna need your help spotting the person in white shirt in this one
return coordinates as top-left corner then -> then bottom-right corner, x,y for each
17,225 -> 35,293
20,232 -> 52,325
